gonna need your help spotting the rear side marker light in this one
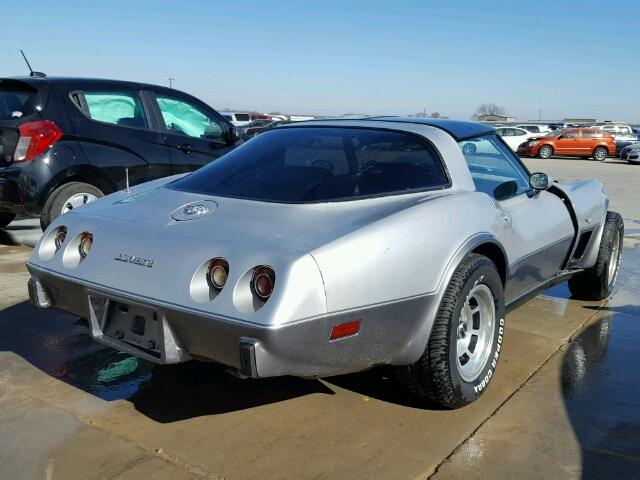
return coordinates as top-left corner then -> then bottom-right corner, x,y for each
330,320 -> 361,341
14,120 -> 63,163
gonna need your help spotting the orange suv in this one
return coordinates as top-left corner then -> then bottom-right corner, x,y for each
517,128 -> 615,161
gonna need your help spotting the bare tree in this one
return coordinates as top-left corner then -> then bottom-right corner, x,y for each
429,112 -> 441,118
472,103 -> 506,119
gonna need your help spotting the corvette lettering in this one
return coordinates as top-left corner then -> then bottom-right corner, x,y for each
114,253 -> 154,268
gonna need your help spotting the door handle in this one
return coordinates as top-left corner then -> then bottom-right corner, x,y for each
177,143 -> 192,154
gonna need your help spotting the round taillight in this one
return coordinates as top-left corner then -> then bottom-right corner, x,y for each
54,226 -> 67,250
252,266 -> 275,301
78,232 -> 93,258
207,258 -> 229,292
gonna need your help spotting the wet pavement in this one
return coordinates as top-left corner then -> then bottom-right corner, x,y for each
0,159 -> 639,479
434,239 -> 640,479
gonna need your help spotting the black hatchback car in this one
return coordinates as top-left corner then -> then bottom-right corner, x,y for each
0,76 -> 240,229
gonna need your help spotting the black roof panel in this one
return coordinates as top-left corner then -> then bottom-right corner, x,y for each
367,116 -> 495,140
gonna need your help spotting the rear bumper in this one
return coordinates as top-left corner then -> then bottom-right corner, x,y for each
0,177 -> 23,213
27,264 -> 437,378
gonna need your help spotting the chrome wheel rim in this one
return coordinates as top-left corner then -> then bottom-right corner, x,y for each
541,146 -> 551,158
608,229 -> 621,288
61,193 -> 97,214
595,149 -> 607,161
456,284 -> 496,382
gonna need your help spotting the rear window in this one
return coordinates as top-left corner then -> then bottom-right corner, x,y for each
170,127 -> 449,202
234,113 -> 250,121
0,87 -> 39,120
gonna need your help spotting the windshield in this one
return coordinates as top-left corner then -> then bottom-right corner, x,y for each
169,127 -> 449,202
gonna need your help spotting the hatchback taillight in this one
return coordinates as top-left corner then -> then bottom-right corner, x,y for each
14,120 -> 63,163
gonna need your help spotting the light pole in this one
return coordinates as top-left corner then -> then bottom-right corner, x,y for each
165,76 -> 175,88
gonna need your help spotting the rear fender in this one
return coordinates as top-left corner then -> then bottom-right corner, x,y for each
395,233 -> 507,365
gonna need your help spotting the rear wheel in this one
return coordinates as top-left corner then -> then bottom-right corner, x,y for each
40,182 -> 104,230
396,254 -> 505,408
568,211 -> 623,300
0,212 -> 16,229
593,147 -> 608,161
537,145 -> 553,159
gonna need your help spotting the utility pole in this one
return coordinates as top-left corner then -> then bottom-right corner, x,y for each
539,108 -> 542,121
165,76 -> 175,88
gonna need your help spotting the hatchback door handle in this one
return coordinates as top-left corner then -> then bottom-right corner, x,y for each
177,143 -> 192,154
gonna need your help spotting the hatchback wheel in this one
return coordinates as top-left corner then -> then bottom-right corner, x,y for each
593,147 -> 608,161
537,145 -> 553,159
41,182 -> 104,231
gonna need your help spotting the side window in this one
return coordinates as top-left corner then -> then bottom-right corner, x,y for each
156,95 -> 225,143
458,135 -> 530,200
83,91 -> 148,129
582,130 -> 599,138
562,130 -> 579,139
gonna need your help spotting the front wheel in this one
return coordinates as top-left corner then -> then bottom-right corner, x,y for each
537,145 -> 553,159
0,212 -> 16,229
568,211 -> 623,300
593,147 -> 608,161
396,254 -> 505,408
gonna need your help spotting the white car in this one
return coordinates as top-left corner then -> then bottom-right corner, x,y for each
591,123 -> 634,137
221,112 -> 252,127
495,127 -> 536,151
516,124 -> 552,134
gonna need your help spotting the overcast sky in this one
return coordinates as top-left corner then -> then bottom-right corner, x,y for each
3,0 -> 639,122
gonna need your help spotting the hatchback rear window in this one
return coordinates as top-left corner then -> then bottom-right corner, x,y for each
170,127 -> 449,202
0,87 -> 39,120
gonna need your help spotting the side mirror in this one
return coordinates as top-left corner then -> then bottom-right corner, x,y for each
556,135 -> 563,140
226,126 -> 241,144
529,172 -> 550,190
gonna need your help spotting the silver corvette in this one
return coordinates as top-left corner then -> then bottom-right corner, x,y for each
27,118 -> 623,408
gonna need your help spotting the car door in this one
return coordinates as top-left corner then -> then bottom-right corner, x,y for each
151,92 -> 236,174
509,128 -> 530,151
459,134 -> 574,303
66,88 -> 173,188
579,129 -> 599,154
554,129 -> 580,155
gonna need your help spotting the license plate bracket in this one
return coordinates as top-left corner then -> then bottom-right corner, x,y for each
100,298 -> 163,359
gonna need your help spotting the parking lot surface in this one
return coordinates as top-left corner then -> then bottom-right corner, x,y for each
0,158 -> 638,479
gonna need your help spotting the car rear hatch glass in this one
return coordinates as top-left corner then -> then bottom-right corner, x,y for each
0,79 -> 48,167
